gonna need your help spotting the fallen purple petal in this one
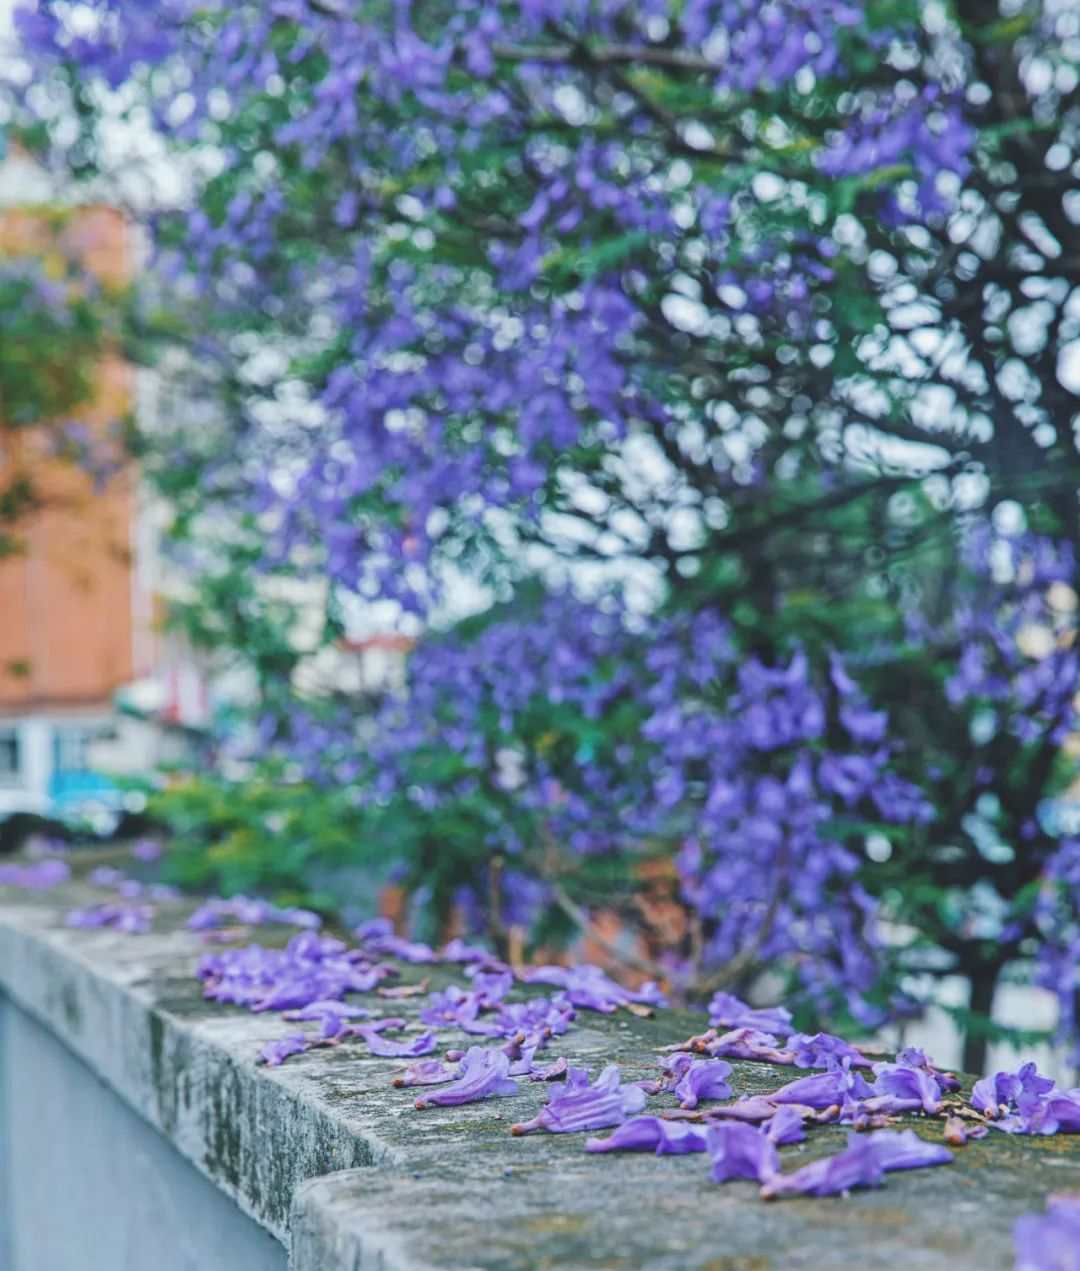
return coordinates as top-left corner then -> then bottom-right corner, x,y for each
529,1057 -> 569,1082
674,1058 -> 734,1109
708,992 -> 793,1036
866,1061 -> 943,1115
358,930 -> 436,963
413,1046 -> 519,1109
393,1058 -> 462,1088
359,1028 -> 438,1059
767,1060 -> 873,1111
188,895 -> 321,932
761,1130 -> 952,1199
511,1064 -> 646,1135
259,1034 -> 308,1067
586,1116 -> 708,1155
764,1105 -> 806,1145
284,1000 -> 373,1023
66,901 -> 154,934
0,859 -> 71,890
785,1032 -> 872,1070
1013,1194 -> 1080,1271
707,1122 -> 780,1184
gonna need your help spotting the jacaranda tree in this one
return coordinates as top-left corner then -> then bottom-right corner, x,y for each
13,0 -> 1080,1067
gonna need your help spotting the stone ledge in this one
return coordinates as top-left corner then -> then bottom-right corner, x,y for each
2,877 -> 1080,1270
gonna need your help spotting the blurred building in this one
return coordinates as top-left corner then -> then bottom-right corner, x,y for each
0,164 -> 208,829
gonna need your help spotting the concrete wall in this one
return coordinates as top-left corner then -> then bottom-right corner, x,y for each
0,993 -> 287,1271
2,878 -> 1079,1271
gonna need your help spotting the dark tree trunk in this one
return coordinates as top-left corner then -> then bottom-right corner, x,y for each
962,964 -> 1001,1076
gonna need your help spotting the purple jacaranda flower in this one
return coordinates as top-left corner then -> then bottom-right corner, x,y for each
469,969 -> 514,1005
198,934 -> 391,1012
358,1027 -> 437,1059
259,1034 -> 307,1066
439,938 -> 493,965
393,1058 -> 462,1088
493,997 -> 576,1050
516,965 -> 666,1013
664,1027 -> 792,1065
284,1000 -> 373,1023
971,1061 -> 1057,1119
507,1049 -> 541,1077
586,1116 -> 708,1155
529,1057 -> 569,1082
188,895 -> 321,932
66,902 -> 153,934
89,866 -> 125,887
357,928 -> 436,963
316,1011 -> 352,1042
130,838 -> 163,862
637,1052 -> 693,1095
420,986 -> 494,1033
354,918 -> 393,941
893,1046 -> 961,1093
895,1046 -> 930,1066
968,1061 -> 1080,1134
764,1106 -> 806,1145
674,1058 -> 734,1109
631,981 -> 668,1008
768,1059 -> 874,1110
1014,1194 -> 1080,1271
413,1046 -> 519,1109
708,991 -> 792,1035
707,1095 -> 790,1123
0,858 -> 71,889
761,1130 -> 952,1199
786,1032 -> 872,1070
511,1064 -> 646,1135
1035,1092 -> 1080,1135
991,1086 -> 1080,1136
707,1122 -> 780,1184
861,1061 -> 943,1115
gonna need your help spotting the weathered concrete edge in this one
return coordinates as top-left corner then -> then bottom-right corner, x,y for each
291,1171 -> 439,1271
0,907 -> 398,1250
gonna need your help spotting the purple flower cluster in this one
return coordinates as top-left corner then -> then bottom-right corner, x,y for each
518,964 -> 666,1014
971,1063 -> 1080,1136
87,866 -> 180,903
355,918 -> 436,964
198,932 -> 391,1012
188,895 -> 322,933
641,643 -> 930,1021
708,992 -> 793,1035
0,859 -> 71,890
66,901 -> 155,935
61,868 -> 184,935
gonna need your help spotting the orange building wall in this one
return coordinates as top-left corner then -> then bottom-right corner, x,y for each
0,205 -> 136,710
